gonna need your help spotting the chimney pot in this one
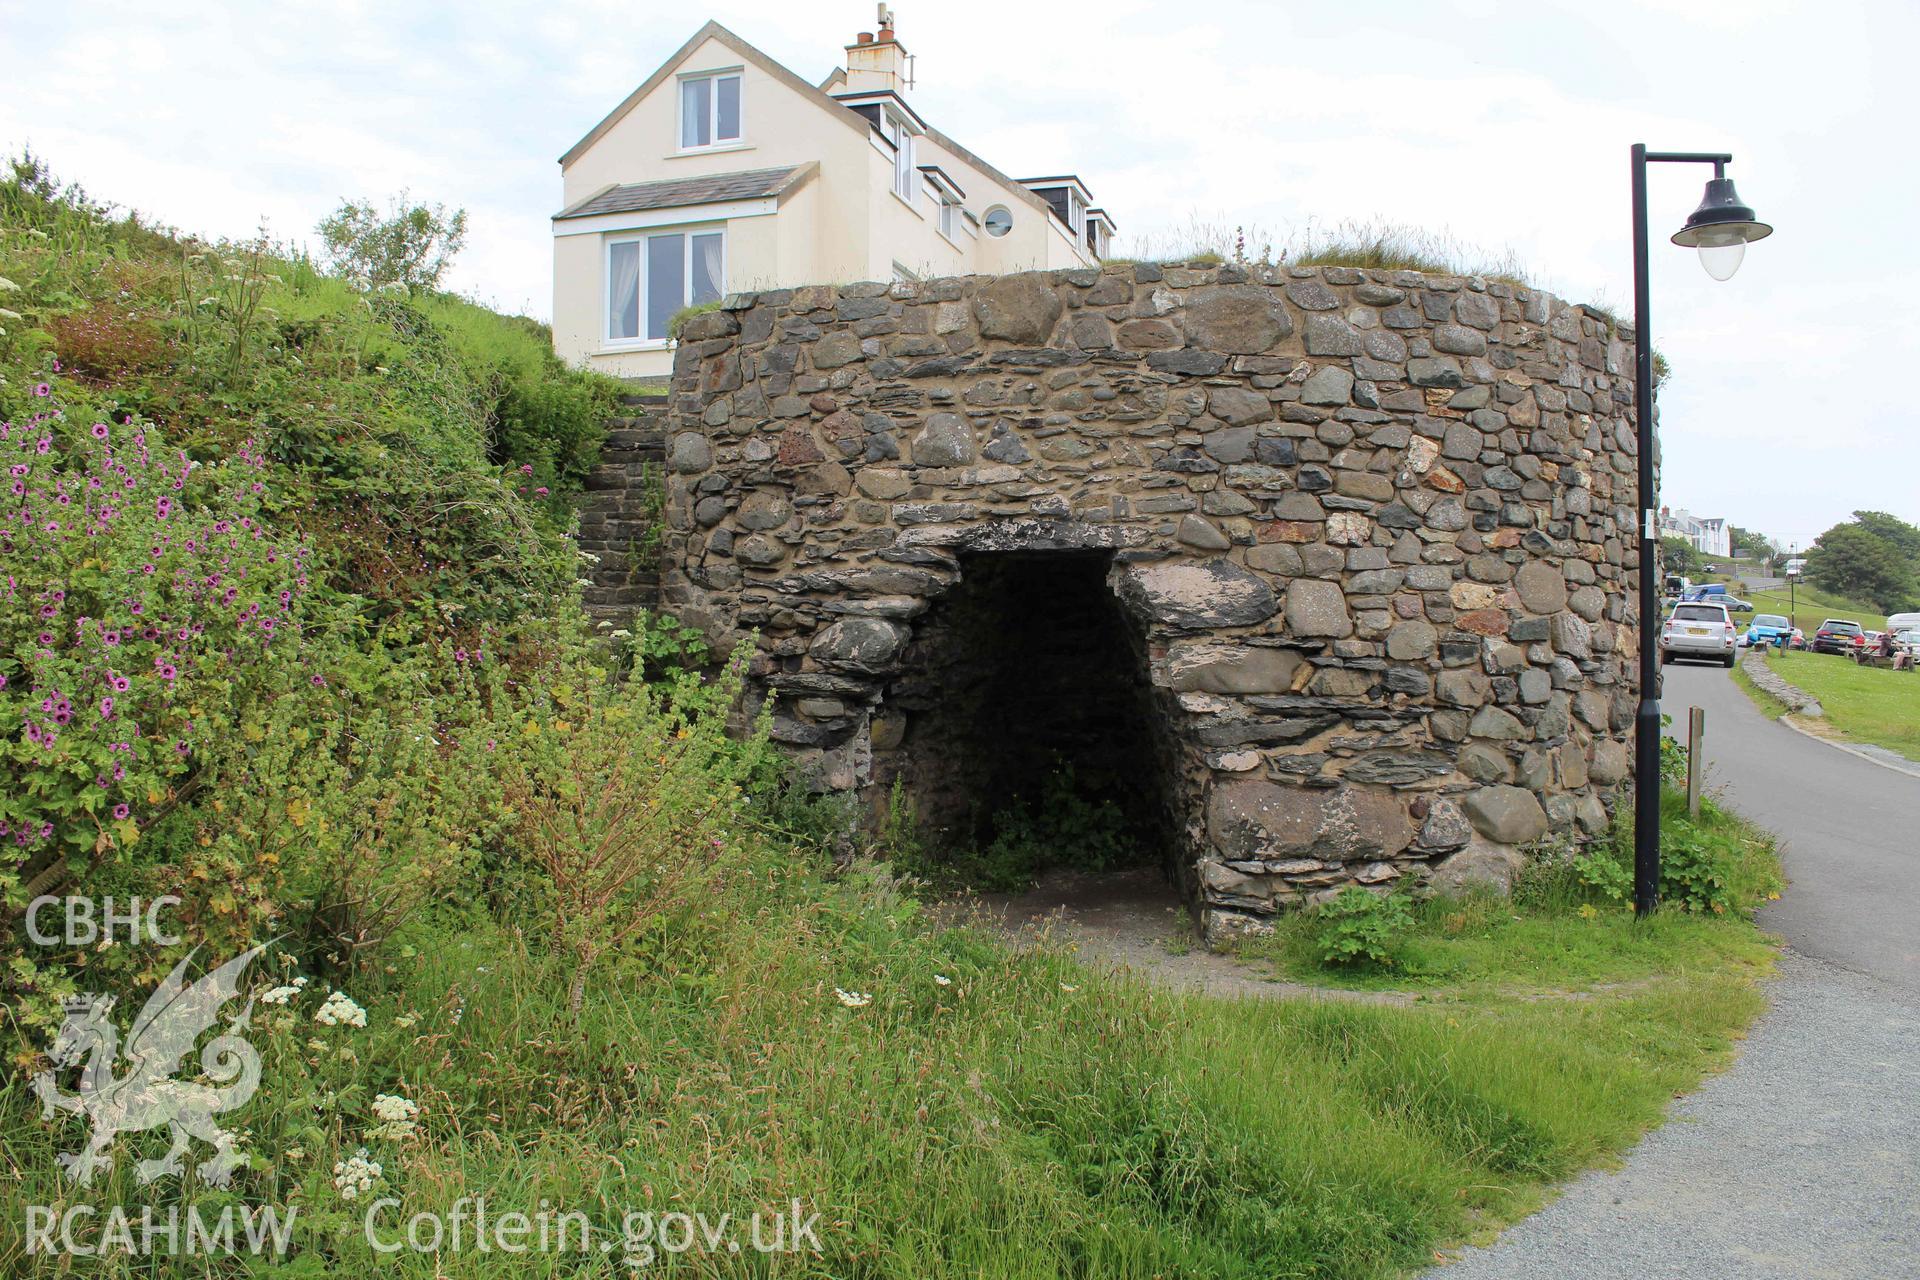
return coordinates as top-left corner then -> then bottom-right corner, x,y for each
856,30 -> 873,44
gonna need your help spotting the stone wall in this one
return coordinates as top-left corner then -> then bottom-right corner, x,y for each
655,261 -> 1643,939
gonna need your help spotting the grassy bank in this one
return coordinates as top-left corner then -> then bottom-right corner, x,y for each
3,791 -> 1784,1278
1737,583 -> 1888,634
3,857 -> 1778,1280
1745,650 -> 1920,762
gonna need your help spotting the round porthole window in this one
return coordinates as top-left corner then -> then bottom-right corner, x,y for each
982,205 -> 1013,237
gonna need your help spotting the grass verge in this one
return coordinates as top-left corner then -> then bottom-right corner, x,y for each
1236,792 -> 1781,999
1728,656 -> 1789,721
1752,650 -> 1920,762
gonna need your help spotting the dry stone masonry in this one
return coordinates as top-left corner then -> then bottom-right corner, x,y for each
653,261 -> 1644,940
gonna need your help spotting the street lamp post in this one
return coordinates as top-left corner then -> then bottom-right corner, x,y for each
1630,145 -> 1772,917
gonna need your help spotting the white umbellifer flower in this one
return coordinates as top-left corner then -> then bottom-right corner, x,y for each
314,990 -> 367,1028
833,988 -> 872,1008
0,276 -> 19,291
332,1147 -> 382,1200
370,1092 -> 421,1139
933,975 -> 952,987
1059,984 -> 1078,993
393,1012 -> 419,1029
260,982 -> 302,1005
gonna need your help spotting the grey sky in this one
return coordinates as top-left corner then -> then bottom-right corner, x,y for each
3,0 -> 1911,550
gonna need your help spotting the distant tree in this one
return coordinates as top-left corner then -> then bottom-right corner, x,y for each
1807,523 -> 1917,613
317,192 -> 468,294
1850,510 -> 1920,562
1660,536 -> 1704,579
1728,525 -> 1779,562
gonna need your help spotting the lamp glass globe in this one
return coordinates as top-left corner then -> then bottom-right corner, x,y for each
1697,240 -> 1746,281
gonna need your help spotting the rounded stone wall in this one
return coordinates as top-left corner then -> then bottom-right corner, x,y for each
657,261 -> 1642,939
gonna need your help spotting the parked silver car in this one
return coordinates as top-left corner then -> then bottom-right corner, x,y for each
1662,601 -> 1738,667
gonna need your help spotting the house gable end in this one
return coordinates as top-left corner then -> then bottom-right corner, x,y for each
560,20 -> 869,169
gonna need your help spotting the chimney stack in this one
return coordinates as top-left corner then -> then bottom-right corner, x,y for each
844,5 -> 911,94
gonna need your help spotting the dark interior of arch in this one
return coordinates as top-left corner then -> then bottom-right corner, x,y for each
884,550 -> 1178,879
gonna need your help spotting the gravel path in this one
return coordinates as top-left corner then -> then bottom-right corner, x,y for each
1433,951 -> 1920,1279
1435,662 -> 1920,1278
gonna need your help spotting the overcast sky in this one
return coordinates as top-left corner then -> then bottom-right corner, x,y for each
4,0 -> 1912,550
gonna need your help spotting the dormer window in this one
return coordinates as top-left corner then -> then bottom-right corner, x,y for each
679,72 -> 741,150
880,111 -> 915,204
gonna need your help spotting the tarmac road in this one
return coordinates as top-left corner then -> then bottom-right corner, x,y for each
1433,660 -> 1920,1279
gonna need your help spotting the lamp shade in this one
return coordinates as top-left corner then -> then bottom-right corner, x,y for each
1671,177 -> 1771,279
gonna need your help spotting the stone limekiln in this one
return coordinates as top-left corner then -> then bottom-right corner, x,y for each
652,261 -> 1642,939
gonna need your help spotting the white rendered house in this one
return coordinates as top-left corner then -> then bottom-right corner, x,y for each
550,13 -> 1113,378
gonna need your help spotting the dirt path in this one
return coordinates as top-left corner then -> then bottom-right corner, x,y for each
953,866 -> 1415,1005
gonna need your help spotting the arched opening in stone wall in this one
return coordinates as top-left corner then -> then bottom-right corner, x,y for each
879,550 -> 1181,891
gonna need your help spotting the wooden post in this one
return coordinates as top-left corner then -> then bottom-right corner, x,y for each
1686,707 -> 1706,816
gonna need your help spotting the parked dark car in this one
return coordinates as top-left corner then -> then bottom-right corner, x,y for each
1810,619 -> 1865,655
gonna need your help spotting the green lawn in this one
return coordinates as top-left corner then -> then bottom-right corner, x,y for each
1738,583 -> 1887,634
1758,649 -> 1920,761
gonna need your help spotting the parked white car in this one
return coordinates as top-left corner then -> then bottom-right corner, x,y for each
1662,601 -> 1738,667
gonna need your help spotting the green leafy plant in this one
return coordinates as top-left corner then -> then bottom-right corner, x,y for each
1658,713 -> 1690,786
948,763 -> 1143,891
316,193 -> 468,295
495,640 -> 758,1012
1659,824 -> 1736,914
1312,886 -> 1413,968
666,299 -> 722,342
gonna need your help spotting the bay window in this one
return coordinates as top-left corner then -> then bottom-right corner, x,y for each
679,73 -> 741,149
606,228 -> 725,345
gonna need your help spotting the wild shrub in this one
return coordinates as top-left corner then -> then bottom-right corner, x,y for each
188,663 -> 510,972
1312,886 -> 1413,968
0,384 -> 314,912
495,641 -> 763,1011
315,193 -> 468,295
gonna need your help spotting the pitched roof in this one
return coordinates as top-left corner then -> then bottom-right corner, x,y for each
553,164 -> 816,220
559,20 -> 868,168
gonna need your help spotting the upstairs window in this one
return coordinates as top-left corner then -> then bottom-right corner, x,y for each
607,227 -> 725,345
680,73 -> 741,149
881,113 -> 915,204
938,193 -> 960,241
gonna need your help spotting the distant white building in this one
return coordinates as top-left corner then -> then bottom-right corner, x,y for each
1660,507 -> 1731,559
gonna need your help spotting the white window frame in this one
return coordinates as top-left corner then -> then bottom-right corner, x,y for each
603,223 -> 727,350
677,70 -> 743,152
1065,189 -> 1087,237
883,111 -> 916,205
937,193 -> 960,243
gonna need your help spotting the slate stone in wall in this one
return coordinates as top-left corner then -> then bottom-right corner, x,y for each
1117,558 -> 1279,630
